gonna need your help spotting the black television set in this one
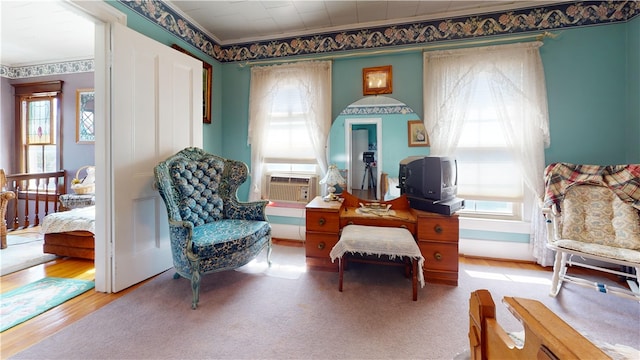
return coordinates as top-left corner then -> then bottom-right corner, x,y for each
400,156 -> 457,201
399,156 -> 464,215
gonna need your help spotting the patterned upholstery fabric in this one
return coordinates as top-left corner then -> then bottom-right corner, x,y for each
170,157 -> 224,225
560,185 -> 640,251
154,147 -> 272,309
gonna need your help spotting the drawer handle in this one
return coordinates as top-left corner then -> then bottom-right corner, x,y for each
318,242 -> 325,250
347,221 -> 354,225
434,252 -> 443,261
400,224 -> 408,229
318,218 -> 325,226
434,225 -> 443,234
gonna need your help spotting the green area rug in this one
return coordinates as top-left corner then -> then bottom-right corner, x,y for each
1,277 -> 94,332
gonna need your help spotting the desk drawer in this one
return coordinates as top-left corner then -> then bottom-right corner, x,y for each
340,218 -> 416,234
305,232 -> 339,258
419,242 -> 458,272
306,212 -> 340,233
417,217 -> 458,242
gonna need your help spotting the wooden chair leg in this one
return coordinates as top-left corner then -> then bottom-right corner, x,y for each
338,257 -> 344,292
412,259 -> 418,301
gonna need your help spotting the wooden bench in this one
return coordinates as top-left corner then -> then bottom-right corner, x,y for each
330,224 -> 424,300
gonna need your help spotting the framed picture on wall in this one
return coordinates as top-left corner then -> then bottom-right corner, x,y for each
407,120 -> 429,147
362,65 -> 392,95
171,44 -> 213,124
76,88 -> 95,144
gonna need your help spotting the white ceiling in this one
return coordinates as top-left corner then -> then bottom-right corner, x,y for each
0,1 -> 95,66
167,0 -> 555,45
1,1 -> 559,67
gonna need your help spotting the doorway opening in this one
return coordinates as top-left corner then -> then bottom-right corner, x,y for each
345,118 -> 382,201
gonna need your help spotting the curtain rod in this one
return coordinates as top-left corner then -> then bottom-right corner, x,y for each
238,31 -> 558,67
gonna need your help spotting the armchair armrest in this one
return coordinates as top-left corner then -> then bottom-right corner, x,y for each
225,198 -> 268,221
1,191 -> 16,201
541,206 -> 561,244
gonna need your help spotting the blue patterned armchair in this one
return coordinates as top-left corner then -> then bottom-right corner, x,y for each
154,147 -> 272,309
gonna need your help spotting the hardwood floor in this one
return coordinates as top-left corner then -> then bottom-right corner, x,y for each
350,188 -> 377,201
0,257 -> 151,358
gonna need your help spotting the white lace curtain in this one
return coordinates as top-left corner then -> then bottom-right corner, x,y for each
423,42 -> 554,266
247,61 -> 332,201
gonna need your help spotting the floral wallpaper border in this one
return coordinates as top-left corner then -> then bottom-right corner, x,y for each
340,105 -> 415,116
1,60 -> 94,79
119,0 -> 638,63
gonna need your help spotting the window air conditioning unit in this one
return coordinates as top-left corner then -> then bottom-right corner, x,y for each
267,174 -> 318,203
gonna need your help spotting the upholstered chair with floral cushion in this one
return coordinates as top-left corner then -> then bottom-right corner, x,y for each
542,163 -> 640,301
154,148 -> 272,309
1,169 -> 16,249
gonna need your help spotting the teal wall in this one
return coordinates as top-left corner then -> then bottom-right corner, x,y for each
542,23 -> 631,165
218,22 -> 639,200
115,4 -> 638,247
108,1 -> 223,155
115,2 -> 638,193
628,17 -> 640,161
329,113 -> 430,176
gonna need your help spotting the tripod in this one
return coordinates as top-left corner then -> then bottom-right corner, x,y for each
361,162 -> 377,198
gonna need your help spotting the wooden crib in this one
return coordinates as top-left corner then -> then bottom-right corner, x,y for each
468,289 -> 608,359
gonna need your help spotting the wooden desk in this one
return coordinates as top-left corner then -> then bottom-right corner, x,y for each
305,192 -> 459,285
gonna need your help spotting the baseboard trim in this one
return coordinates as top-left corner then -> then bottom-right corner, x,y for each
272,238 -> 304,247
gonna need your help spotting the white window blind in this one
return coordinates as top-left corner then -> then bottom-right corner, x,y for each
263,86 -> 316,163
455,74 -> 523,203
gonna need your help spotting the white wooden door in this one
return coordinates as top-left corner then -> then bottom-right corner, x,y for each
110,22 -> 203,292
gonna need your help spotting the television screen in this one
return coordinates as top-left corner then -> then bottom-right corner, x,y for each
399,156 -> 457,202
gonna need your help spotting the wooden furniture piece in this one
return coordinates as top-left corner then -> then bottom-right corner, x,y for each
41,206 -> 95,260
43,231 -> 94,260
305,196 -> 342,271
542,162 -> 640,300
305,191 -> 460,285
4,170 -> 66,231
1,169 -> 16,249
154,147 -> 272,309
468,289 -> 609,360
415,209 -> 459,286
330,224 -> 423,300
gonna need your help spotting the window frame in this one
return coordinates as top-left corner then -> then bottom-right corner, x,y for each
452,75 -> 525,221
12,81 -> 64,183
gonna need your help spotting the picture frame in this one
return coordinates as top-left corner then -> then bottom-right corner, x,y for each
362,65 -> 392,95
407,120 -> 429,147
76,88 -> 95,144
171,44 -> 213,124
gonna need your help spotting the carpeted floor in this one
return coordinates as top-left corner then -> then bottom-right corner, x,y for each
1,232 -> 58,276
11,245 -> 640,360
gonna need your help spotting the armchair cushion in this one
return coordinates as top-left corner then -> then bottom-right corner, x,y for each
171,156 -> 225,225
192,219 -> 270,259
561,185 -> 640,250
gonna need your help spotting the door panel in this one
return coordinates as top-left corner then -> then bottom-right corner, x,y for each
110,22 -> 202,292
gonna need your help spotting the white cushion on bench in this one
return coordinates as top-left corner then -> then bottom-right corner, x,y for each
330,224 -> 425,287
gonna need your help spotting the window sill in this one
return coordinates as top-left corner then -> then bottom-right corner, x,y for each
459,216 -> 530,234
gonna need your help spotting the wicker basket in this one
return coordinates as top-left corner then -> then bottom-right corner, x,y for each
71,165 -> 95,194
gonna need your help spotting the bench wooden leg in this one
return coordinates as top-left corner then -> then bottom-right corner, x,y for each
339,256 -> 344,292
412,259 -> 418,301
